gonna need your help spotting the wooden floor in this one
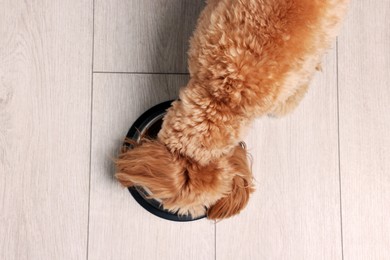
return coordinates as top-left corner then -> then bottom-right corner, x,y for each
0,1 -> 389,259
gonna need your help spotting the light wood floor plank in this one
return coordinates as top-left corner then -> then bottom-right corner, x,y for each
216,50 -> 342,259
93,0 -> 204,73
0,1 -> 92,259
88,73 -> 214,260
338,1 -> 390,259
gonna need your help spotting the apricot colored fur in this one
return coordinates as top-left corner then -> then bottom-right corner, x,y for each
116,0 -> 349,219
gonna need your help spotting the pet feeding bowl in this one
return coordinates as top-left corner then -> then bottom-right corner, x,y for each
124,100 -> 206,222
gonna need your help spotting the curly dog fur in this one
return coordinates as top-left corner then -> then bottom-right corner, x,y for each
116,0 -> 349,219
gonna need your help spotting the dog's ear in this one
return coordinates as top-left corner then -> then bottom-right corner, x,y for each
115,139 -> 187,199
207,146 -> 254,220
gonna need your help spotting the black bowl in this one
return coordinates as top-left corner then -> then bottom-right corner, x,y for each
124,100 -> 206,222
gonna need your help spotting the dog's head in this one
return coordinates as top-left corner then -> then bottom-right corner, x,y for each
115,139 -> 254,219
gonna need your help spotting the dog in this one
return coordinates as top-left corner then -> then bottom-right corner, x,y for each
115,0 -> 349,219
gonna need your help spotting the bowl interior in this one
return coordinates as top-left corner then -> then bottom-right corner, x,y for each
137,114 -> 164,141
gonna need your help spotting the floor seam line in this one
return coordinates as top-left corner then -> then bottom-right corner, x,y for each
93,71 -> 190,75
336,38 -> 345,260
86,0 -> 95,259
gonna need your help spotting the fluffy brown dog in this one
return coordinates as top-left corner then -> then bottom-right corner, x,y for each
116,0 -> 349,219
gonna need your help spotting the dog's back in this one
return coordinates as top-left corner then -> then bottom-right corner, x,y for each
188,0 -> 349,116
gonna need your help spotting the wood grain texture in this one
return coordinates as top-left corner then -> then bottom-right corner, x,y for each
93,0 -> 205,73
215,50 -> 342,260
88,74 -> 214,260
338,1 -> 390,259
0,1 -> 92,260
